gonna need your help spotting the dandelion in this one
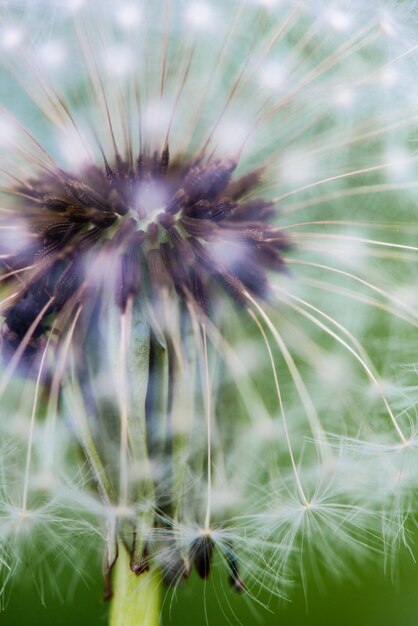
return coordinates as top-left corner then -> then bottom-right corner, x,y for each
0,0 -> 418,624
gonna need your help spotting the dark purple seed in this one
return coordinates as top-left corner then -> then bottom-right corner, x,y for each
183,160 -> 237,203
190,535 -> 215,580
180,216 -> 217,239
230,199 -> 275,222
108,188 -> 129,216
44,222 -> 82,246
210,199 -> 237,222
111,218 -> 137,247
161,554 -> 190,587
147,222 -> 159,244
54,257 -> 85,310
166,189 -> 187,215
223,543 -> 245,593
116,249 -> 141,312
190,267 -> 209,315
185,199 -> 211,219
63,178 -> 108,210
147,248 -> 170,292
160,145 -> 170,175
42,195 -> 72,212
227,169 -> 263,200
158,212 -> 174,230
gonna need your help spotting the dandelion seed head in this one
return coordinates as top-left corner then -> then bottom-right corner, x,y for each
1,0 -> 418,609
0,150 -> 287,340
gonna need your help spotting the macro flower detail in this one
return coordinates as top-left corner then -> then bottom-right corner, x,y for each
0,145 -> 287,598
1,1 -> 418,625
1,149 -> 288,368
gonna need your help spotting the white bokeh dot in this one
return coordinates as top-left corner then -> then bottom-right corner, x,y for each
380,66 -> 398,88
186,2 -> 214,29
36,41 -> 67,69
1,27 -> 24,51
104,45 -> 134,77
334,87 -> 355,109
259,61 -> 287,91
115,3 -> 142,30
0,115 -> 17,147
328,10 -> 351,32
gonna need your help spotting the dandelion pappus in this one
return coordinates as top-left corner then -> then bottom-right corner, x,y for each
1,1 -> 418,623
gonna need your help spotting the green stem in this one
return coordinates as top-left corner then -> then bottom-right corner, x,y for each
109,545 -> 161,626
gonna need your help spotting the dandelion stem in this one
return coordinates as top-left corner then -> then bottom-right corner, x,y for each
109,543 -> 161,626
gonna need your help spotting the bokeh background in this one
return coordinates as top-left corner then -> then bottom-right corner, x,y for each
2,3 -> 418,626
3,547 -> 418,625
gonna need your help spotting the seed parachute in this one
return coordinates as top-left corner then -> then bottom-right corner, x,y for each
0,1 -> 418,624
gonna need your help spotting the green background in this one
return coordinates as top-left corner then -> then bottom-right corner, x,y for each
2,552 -> 418,625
